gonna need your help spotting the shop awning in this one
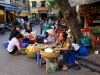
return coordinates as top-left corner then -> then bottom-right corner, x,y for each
38,7 -> 48,11
69,0 -> 100,6
5,7 -> 20,12
0,3 -> 20,12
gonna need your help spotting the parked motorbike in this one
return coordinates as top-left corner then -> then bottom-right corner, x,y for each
3,22 -> 14,31
0,24 -> 6,34
30,20 -> 35,26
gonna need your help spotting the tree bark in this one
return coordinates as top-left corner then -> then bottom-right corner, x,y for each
55,0 -> 83,44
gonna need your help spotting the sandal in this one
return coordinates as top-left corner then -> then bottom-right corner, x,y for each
62,66 -> 68,71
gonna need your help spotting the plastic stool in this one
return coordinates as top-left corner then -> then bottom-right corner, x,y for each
36,52 -> 41,66
38,34 -> 47,39
23,43 -> 29,48
67,52 -> 75,64
3,42 -> 9,48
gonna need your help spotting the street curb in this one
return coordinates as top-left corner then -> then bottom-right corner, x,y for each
76,57 -> 100,73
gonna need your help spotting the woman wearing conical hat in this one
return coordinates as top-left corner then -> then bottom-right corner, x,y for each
44,29 -> 57,45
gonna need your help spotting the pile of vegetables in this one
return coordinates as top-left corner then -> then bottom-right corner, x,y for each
44,47 -> 59,53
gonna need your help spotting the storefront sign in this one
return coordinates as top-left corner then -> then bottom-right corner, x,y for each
93,20 -> 100,23
22,10 -> 28,13
5,7 -> 20,12
38,11 -> 47,13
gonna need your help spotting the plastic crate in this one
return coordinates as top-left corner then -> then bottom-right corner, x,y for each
86,18 -> 93,23
83,28 -> 92,33
92,29 -> 100,33
3,42 -> 9,48
56,30 -> 62,37
92,36 -> 100,45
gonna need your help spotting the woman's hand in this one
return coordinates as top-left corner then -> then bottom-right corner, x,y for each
54,48 -> 60,50
44,39 -> 48,44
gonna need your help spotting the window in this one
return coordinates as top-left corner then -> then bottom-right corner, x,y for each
32,1 -> 36,8
40,1 -> 46,7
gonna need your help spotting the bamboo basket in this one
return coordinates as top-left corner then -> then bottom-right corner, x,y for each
25,50 -> 36,59
40,50 -> 60,59
34,46 -> 42,52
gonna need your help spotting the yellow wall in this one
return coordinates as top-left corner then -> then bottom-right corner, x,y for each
0,10 -> 4,24
21,12 -> 28,16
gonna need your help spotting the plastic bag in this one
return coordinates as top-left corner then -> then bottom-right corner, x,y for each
72,43 -> 80,51
58,54 -> 63,60
20,29 -> 25,34
31,30 -> 36,35
80,36 -> 91,47
79,46 -> 89,56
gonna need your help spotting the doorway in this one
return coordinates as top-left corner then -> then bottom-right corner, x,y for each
39,13 -> 47,19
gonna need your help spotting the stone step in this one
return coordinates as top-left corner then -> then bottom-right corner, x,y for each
76,58 -> 100,73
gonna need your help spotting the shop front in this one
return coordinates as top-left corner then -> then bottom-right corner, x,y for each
0,3 -> 20,23
38,7 -> 48,19
5,6 -> 20,22
78,1 -> 100,47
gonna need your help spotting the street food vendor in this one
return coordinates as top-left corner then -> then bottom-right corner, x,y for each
44,29 -> 57,45
51,32 -> 74,71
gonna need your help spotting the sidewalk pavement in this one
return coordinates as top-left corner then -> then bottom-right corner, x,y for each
75,45 -> 100,73
76,54 -> 100,73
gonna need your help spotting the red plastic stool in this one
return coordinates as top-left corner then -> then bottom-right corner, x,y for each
56,30 -> 62,37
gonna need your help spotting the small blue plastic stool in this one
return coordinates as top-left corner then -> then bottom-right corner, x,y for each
38,34 -> 47,39
3,42 -> 9,48
36,52 -> 41,66
23,43 -> 29,48
67,52 -> 75,64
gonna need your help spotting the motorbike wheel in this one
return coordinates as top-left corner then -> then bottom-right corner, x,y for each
1,28 -> 6,34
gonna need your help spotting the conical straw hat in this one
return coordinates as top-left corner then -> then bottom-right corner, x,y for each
46,29 -> 56,36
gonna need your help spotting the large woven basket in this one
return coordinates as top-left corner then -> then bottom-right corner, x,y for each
34,46 -> 42,52
25,50 -> 36,59
40,50 -> 60,59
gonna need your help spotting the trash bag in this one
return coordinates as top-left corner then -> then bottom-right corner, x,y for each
80,36 -> 91,47
79,46 -> 89,56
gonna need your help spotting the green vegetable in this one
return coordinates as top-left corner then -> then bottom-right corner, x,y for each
20,50 -> 27,55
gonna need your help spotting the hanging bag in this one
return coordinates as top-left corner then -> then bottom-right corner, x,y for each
80,36 -> 91,47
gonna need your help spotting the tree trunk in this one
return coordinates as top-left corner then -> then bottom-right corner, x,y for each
55,0 -> 83,44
